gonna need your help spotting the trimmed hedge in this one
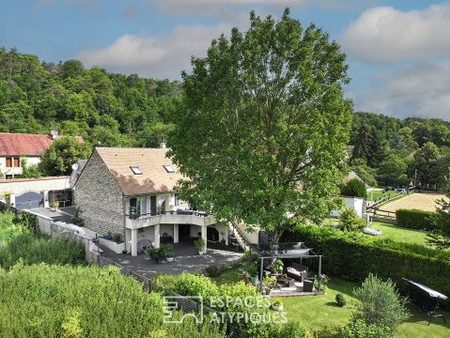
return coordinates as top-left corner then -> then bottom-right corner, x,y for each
395,209 -> 438,231
281,225 -> 450,297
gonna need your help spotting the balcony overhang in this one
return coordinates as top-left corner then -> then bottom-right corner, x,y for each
125,213 -> 216,229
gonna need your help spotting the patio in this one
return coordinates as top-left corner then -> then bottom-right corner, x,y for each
99,241 -> 243,278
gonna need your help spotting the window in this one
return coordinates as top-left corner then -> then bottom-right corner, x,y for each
13,158 -> 20,167
5,157 -> 12,167
163,165 -> 175,173
130,166 -> 143,175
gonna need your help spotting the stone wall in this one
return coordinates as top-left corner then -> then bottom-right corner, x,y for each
73,150 -> 124,236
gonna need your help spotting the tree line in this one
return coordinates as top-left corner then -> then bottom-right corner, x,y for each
1,47 -> 449,188
351,112 -> 450,190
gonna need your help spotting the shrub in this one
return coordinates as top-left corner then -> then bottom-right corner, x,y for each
341,178 -> 367,198
0,264 -> 224,338
281,225 -> 450,297
314,274 -> 329,292
336,293 -> 346,307
0,233 -> 85,270
341,319 -> 393,338
242,262 -> 258,275
264,275 -> 277,288
174,272 -> 220,303
146,244 -> 173,263
337,208 -> 365,232
352,274 -> 409,332
396,209 -> 437,231
195,238 -> 206,252
153,274 -> 179,292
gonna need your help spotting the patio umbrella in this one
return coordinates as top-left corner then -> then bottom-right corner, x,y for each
403,279 -> 448,300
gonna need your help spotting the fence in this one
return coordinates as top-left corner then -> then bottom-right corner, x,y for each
368,208 -> 397,224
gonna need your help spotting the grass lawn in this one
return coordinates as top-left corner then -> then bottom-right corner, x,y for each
367,189 -> 399,202
276,278 -> 450,338
213,269 -> 450,337
369,222 -> 429,246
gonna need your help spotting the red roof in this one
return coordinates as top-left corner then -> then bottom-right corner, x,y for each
0,133 -> 54,156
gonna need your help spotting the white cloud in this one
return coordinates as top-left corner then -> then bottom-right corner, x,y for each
342,3 -> 450,63
77,25 -> 227,79
354,60 -> 450,120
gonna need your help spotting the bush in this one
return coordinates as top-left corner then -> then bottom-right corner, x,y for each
336,293 -> 346,307
0,264 -> 224,338
353,274 -> 409,332
341,319 -> 393,338
0,233 -> 85,270
337,208 -> 365,232
146,244 -> 173,263
341,178 -> 367,198
396,209 -> 438,231
281,225 -> 450,298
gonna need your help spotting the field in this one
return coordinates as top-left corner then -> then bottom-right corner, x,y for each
380,192 -> 446,212
367,189 -> 399,202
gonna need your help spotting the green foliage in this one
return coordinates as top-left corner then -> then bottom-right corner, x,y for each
194,237 -> 206,252
39,136 -> 91,176
0,48 -> 180,148
282,225 -> 450,298
0,264 -> 224,338
352,274 -> 409,333
242,262 -> 258,276
352,164 -> 377,187
169,9 -> 352,245
172,272 -> 220,303
427,190 -> 450,249
264,275 -> 277,288
395,209 -> 437,231
0,233 -> 85,270
314,274 -> 329,292
20,158 -> 42,178
0,211 -> 84,269
337,208 -> 365,232
376,153 -> 407,187
341,319 -> 393,338
335,293 -> 346,307
273,259 -> 284,273
412,142 -> 443,188
341,178 -> 367,198
146,244 -> 173,263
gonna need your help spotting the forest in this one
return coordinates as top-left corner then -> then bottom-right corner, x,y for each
1,48 -> 449,188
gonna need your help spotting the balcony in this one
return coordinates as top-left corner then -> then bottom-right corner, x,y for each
125,209 -> 216,229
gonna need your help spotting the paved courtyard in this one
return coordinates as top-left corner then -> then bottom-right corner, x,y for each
100,242 -> 243,277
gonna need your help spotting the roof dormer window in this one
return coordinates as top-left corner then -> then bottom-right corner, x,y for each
130,166 -> 143,175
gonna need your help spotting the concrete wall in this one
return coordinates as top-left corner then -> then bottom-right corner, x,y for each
0,176 -> 70,195
28,210 -> 100,263
73,150 -> 124,236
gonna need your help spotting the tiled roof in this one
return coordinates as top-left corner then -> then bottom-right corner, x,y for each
0,133 -> 54,156
96,147 -> 184,196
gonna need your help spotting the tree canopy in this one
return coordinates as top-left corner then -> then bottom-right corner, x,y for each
169,9 -> 352,244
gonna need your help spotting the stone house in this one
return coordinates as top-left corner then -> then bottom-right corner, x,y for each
73,147 -> 232,256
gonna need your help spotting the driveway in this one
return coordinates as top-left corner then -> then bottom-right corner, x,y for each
100,242 -> 243,278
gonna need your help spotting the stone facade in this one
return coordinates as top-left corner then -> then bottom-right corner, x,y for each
73,150 -> 125,236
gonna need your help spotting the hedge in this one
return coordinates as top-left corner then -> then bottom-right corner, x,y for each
395,209 -> 438,231
281,226 -> 450,297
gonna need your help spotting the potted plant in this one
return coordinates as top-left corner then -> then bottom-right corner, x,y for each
146,247 -> 165,263
50,201 -> 59,211
194,238 -> 206,255
163,244 -> 175,262
273,259 -> 284,274
264,275 -> 277,295
271,299 -> 283,311
314,274 -> 329,293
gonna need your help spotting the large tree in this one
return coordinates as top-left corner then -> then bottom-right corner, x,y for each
39,136 -> 91,176
169,9 -> 352,245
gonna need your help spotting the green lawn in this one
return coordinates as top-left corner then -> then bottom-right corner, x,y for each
213,270 -> 450,337
367,189 -> 399,202
369,222 -> 428,246
276,278 -> 450,338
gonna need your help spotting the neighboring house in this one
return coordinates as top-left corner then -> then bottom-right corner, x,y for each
343,170 -> 365,185
0,131 -> 58,178
73,147 -> 233,256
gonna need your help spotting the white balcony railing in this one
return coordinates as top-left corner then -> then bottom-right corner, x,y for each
125,210 -> 216,229
3,167 -> 23,176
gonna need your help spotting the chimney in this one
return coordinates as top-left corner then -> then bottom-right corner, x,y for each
50,130 -> 59,139
159,140 -> 167,149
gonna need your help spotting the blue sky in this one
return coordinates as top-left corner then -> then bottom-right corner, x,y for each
1,0 -> 450,120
